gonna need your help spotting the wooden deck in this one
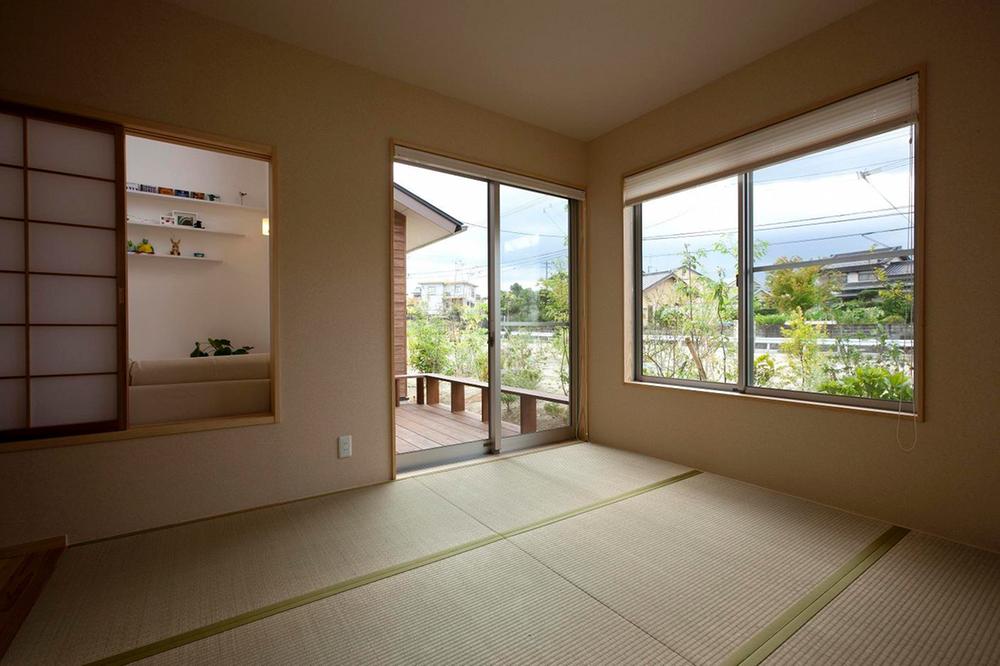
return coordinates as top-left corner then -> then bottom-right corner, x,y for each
395,403 -> 519,454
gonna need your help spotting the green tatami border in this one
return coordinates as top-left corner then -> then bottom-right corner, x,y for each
722,524 -> 910,666
87,469 -> 702,665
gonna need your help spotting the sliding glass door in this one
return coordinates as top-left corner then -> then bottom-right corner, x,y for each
498,184 -> 574,450
392,148 -> 580,471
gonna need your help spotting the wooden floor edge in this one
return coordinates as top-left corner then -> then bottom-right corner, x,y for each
0,536 -> 67,660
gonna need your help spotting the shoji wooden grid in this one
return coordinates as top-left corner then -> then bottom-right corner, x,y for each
0,103 -> 126,441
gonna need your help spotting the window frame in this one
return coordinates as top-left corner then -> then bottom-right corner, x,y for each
629,73 -> 923,418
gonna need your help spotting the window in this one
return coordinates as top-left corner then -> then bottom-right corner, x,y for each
630,75 -> 919,412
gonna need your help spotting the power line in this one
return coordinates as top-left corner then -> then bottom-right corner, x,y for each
642,207 -> 912,241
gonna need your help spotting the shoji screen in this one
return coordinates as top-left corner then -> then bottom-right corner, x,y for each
0,103 -> 125,441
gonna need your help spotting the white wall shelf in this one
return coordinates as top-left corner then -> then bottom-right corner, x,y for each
127,252 -> 221,263
127,220 -> 246,237
127,190 -> 266,213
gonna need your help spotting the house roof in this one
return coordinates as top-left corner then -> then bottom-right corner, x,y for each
394,184 -> 466,252
641,267 -> 702,292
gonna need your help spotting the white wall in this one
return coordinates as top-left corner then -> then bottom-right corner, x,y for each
126,136 -> 270,359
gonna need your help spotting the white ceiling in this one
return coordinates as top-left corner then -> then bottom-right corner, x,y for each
168,0 -> 875,141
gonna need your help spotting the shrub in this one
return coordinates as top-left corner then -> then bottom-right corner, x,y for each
754,313 -> 787,326
818,366 -> 913,401
753,354 -> 776,386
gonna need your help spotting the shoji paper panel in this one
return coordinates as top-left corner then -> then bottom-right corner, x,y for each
27,171 -> 115,227
30,374 -> 117,427
0,114 -> 21,165
29,222 -> 116,276
0,326 -> 25,376
27,119 -> 115,179
29,274 -> 116,324
0,379 -> 26,430
0,273 -> 24,323
0,218 -> 23,270
30,326 -> 117,375
0,166 -> 23,218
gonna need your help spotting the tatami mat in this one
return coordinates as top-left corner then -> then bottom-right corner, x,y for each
2,480 -> 493,665
765,532 -> 1000,665
416,441 -> 692,532
140,540 -> 690,666
509,473 -> 890,665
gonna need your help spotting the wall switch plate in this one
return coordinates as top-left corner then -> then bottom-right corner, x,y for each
338,435 -> 352,459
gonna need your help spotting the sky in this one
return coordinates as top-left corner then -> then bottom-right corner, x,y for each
394,163 -> 569,298
640,125 -> 916,282
393,124 -> 915,300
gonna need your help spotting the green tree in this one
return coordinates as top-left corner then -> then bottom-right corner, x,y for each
501,283 -> 538,321
778,307 -> 825,391
764,258 -> 835,314
407,302 -> 451,373
874,268 -> 912,323
539,264 -> 570,394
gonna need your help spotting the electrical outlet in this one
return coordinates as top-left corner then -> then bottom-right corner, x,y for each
338,435 -> 352,459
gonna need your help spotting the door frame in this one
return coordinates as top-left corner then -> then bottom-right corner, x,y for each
389,141 -> 584,475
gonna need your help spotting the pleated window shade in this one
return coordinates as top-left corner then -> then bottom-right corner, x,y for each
624,75 -> 919,207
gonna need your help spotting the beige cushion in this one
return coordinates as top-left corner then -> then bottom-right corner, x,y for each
129,353 -> 270,386
128,379 -> 271,425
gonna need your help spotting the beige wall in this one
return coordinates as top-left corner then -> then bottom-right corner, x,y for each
587,0 -> 1000,551
0,0 -> 586,544
2,0 -> 998,553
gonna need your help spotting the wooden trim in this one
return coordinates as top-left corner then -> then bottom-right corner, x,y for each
17,218 -> 117,231
0,535 -> 65,559
24,164 -> 117,184
388,140 -> 398,479
21,115 -> 28,428
126,127 -> 270,162
0,536 -> 66,660
1,269 -> 116,278
624,379 -> 919,420
913,63 -> 927,421
391,139 -> 586,197
0,414 -> 276,454
622,67 -> 924,181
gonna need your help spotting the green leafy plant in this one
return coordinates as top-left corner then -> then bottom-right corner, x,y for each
190,338 -> 253,357
819,366 -> 913,401
778,308 -> 825,391
407,303 -> 451,374
753,353 -> 777,386
764,258 -> 835,314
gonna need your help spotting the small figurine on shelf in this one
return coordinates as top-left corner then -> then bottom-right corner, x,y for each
169,237 -> 181,256
136,238 -> 155,255
127,240 -> 136,254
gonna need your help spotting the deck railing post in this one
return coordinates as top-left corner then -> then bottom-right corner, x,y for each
426,377 -> 439,405
481,387 -> 489,423
520,395 -> 537,434
450,381 -> 465,413
416,376 -> 425,405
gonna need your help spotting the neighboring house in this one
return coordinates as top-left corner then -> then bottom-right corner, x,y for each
393,185 -> 467,391
820,249 -> 914,300
414,281 -> 479,314
640,267 -> 702,323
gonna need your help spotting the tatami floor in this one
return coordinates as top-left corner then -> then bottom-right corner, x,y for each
4,442 -> 1000,665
